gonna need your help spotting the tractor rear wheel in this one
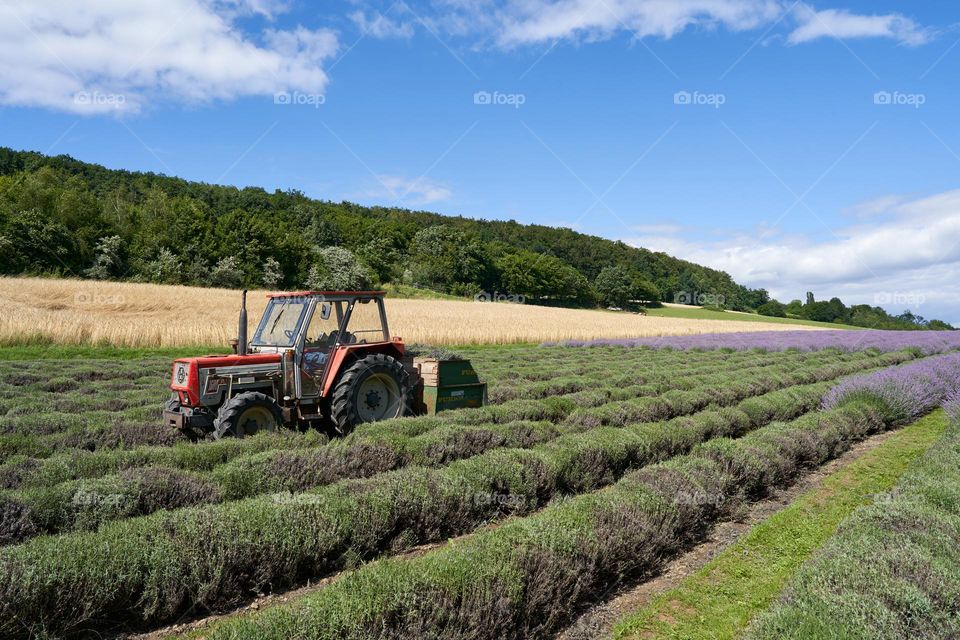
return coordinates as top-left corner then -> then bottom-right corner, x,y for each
213,391 -> 283,439
330,353 -> 411,435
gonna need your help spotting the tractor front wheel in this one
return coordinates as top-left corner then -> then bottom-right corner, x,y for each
330,353 -> 411,435
213,391 -> 283,439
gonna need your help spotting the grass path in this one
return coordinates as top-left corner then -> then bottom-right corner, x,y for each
608,409 -> 949,640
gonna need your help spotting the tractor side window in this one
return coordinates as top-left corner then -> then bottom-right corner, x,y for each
302,301 -> 344,381
304,302 -> 343,349
252,299 -> 309,347
344,299 -> 387,344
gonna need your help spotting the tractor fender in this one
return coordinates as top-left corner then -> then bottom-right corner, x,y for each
319,339 -> 404,397
328,352 -> 413,434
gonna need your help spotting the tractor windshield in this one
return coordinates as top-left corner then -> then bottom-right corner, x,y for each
252,298 -> 310,347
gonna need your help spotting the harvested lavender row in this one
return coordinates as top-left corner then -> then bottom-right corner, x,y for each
555,329 -> 960,354
0,372 -> 863,636
0,347 -> 769,466
198,400 -> 894,640
0,349 -> 839,495
184,348 -> 956,640
822,351 -> 960,421
0,353 -> 872,544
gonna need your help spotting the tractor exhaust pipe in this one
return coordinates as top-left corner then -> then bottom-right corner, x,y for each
238,289 -> 248,356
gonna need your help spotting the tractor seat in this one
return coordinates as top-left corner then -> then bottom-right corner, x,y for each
303,350 -> 329,374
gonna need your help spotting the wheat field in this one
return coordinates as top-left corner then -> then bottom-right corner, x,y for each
0,277 -> 825,347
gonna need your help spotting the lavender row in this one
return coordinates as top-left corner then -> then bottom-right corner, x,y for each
555,329 -> 960,354
823,351 -> 960,422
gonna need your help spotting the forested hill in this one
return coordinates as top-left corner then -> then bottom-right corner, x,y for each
0,146 -> 768,309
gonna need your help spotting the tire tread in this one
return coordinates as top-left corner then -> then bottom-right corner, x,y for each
330,353 -> 411,435
213,391 -> 282,439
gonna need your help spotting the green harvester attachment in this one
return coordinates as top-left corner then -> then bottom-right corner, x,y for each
415,358 -> 488,414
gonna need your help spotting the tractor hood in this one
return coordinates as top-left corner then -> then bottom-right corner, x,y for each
170,353 -> 282,405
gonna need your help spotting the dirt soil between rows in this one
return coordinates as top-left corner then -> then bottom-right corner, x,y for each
555,427 -> 902,640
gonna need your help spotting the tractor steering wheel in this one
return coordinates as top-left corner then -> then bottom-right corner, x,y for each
283,329 -> 296,341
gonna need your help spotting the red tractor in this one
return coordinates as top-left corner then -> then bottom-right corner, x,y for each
163,291 -> 415,438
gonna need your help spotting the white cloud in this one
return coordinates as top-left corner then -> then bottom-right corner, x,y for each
494,0 -> 782,46
350,9 -> 416,39
368,175 -> 453,204
219,0 -> 292,19
379,0 -> 934,49
843,193 -> 910,218
0,0 -> 338,115
626,189 -> 960,321
787,6 -> 930,46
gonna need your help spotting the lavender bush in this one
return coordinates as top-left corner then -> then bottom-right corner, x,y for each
822,352 -> 960,422
557,330 -> 960,354
944,390 -> 960,422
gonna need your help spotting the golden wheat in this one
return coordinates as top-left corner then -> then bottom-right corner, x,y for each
0,277 -> 824,347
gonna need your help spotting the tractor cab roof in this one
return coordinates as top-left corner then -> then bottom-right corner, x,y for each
266,291 -> 386,301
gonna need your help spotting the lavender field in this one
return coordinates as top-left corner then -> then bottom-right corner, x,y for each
1,332 -> 959,639
560,329 -> 960,354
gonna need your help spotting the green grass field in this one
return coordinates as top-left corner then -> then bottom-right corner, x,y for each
643,305 -> 861,330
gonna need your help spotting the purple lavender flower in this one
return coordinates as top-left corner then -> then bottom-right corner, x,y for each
822,352 -> 960,421
556,330 -> 960,355
944,390 -> 960,422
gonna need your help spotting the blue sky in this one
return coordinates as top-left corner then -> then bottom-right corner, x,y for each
2,1 -> 959,321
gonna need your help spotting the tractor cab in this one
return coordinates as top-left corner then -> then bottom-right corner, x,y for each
164,291 -> 412,439
253,292 -> 400,400
252,293 -> 381,352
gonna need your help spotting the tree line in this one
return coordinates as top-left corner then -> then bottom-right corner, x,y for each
0,147 -> 951,330
757,292 -> 952,330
